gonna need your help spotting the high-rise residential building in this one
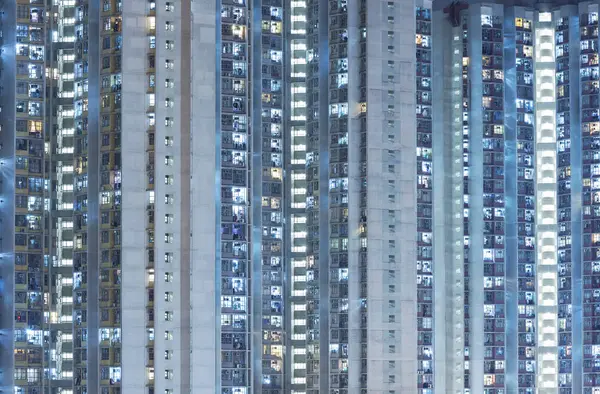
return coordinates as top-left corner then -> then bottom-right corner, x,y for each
0,0 -> 423,391
431,1 -> 600,394
6,0 -> 600,393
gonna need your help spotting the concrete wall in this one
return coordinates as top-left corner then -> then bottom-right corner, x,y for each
189,0 -> 218,391
120,0 -> 149,391
365,1 -> 418,392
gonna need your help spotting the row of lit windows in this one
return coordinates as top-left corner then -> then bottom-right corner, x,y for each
582,9 -> 600,390
416,8 -> 434,393
481,13 -> 505,391
515,16 -> 536,387
219,2 -> 253,391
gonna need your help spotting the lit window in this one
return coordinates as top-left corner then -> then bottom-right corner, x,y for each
147,17 -> 156,30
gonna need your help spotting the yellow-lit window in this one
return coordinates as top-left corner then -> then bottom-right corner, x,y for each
270,21 -> 282,34
28,120 -> 43,133
515,18 -> 523,28
271,345 -> 283,358
271,168 -> 282,180
146,368 -> 154,381
147,16 -> 155,30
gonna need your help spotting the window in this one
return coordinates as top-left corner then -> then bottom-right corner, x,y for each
27,368 -> 40,383
164,370 -> 173,380
165,22 -> 174,31
147,16 -> 156,30
15,368 -> 27,380
165,2 -> 174,11
164,331 -> 173,340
